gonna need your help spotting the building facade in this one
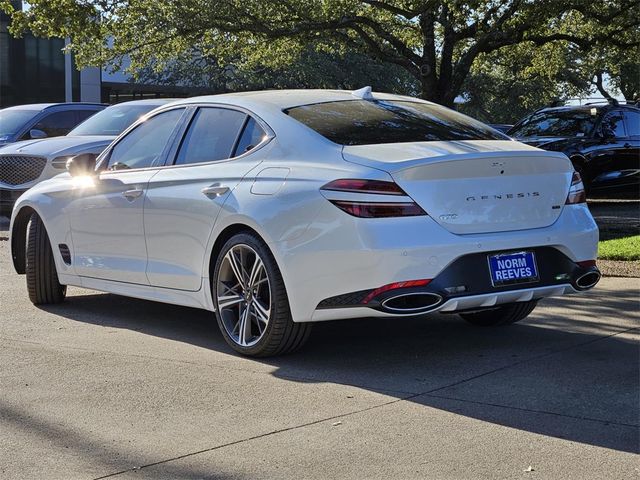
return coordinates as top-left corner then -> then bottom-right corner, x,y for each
1,2 -> 196,108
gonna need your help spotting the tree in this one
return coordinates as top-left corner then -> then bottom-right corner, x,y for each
460,41 -> 593,123
2,0 -> 638,106
134,46 -> 418,95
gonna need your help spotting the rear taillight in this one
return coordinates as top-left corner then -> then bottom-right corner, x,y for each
322,179 -> 406,195
566,171 -> 586,204
330,201 -> 426,218
321,179 -> 427,218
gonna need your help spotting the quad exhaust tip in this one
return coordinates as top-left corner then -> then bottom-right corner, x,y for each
381,292 -> 443,313
575,270 -> 601,290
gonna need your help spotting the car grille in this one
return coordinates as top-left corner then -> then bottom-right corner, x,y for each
0,155 -> 47,186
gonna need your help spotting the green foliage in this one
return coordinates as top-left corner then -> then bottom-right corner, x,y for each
1,0 -> 638,108
461,42 -> 593,123
599,235 -> 640,261
134,46 -> 418,95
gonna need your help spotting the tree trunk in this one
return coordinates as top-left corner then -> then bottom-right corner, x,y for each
420,78 -> 456,108
594,71 -> 614,101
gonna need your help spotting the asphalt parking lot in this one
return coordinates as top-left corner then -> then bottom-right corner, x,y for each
0,216 -> 638,479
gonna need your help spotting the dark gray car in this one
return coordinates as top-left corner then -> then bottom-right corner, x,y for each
0,102 -> 106,147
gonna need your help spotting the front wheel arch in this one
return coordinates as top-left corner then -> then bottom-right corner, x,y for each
11,206 -> 36,274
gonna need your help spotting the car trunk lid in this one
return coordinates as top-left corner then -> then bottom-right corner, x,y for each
342,140 -> 573,234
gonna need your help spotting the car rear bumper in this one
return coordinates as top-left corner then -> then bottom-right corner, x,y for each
313,246 -> 600,320
273,203 -> 599,323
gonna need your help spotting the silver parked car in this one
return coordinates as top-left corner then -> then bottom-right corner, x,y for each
0,99 -> 174,217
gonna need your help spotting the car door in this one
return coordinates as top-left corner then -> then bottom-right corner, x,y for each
588,109 -> 629,190
20,110 -> 84,140
67,107 -> 188,284
144,106 -> 272,291
620,109 -> 640,189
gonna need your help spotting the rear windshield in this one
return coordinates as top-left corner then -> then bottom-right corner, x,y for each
285,100 -> 507,145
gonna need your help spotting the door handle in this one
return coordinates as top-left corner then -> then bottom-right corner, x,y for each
201,183 -> 230,197
122,188 -> 144,200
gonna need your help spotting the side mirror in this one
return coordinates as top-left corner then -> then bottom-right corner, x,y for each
29,128 -> 47,139
66,153 -> 97,176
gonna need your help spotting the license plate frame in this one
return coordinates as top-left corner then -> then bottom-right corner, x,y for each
488,251 -> 539,287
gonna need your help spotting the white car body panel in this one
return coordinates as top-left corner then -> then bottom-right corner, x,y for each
65,169 -> 159,284
10,89 -> 599,327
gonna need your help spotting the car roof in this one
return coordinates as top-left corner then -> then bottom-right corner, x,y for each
110,98 -> 180,107
534,103 -> 639,116
2,102 -> 105,111
535,105 -> 608,115
167,89 -> 432,112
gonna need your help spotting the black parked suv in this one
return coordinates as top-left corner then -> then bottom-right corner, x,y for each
508,101 -> 639,196
0,103 -> 105,147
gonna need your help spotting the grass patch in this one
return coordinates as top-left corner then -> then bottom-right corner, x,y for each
598,235 -> 640,261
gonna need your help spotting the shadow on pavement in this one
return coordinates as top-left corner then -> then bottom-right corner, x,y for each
38,287 -> 639,455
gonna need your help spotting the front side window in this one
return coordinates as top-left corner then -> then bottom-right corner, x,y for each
32,110 -> 79,137
509,110 -> 598,138
285,100 -> 507,146
624,110 -> 640,137
105,108 -> 184,171
600,111 -> 626,138
174,108 -> 246,166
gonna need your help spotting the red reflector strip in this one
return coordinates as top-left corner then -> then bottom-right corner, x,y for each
362,279 -> 432,304
331,201 -> 426,218
577,260 -> 597,268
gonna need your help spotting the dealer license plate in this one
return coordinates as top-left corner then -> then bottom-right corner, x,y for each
488,251 -> 539,287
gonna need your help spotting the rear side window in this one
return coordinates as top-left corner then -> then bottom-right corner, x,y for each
175,108 -> 246,165
233,117 -> 267,156
75,109 -> 100,125
601,111 -> 626,138
285,100 -> 507,145
624,110 -> 640,137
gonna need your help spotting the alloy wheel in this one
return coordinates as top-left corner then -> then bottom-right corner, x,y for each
216,244 -> 271,347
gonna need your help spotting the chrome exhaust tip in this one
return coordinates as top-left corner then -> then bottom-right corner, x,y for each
381,292 -> 442,313
575,270 -> 601,290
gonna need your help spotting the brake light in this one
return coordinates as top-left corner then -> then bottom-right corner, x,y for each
321,179 -> 427,218
362,279 -> 432,304
322,179 -> 406,195
566,171 -> 586,204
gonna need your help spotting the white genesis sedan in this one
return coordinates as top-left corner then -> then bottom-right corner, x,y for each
9,88 -> 600,356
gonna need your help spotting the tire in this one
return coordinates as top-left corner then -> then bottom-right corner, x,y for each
25,213 -> 66,305
212,232 -> 311,357
459,300 -> 538,327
